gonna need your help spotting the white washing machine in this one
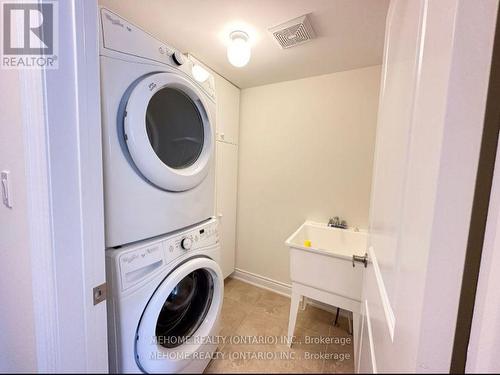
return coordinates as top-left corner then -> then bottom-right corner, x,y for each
99,8 -> 217,247
106,218 -> 223,373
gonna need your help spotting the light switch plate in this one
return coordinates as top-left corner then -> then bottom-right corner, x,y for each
1,171 -> 13,208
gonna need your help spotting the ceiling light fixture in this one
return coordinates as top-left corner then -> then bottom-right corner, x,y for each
227,30 -> 251,67
192,64 -> 210,82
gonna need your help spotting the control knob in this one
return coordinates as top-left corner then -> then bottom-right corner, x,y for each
181,237 -> 193,250
172,51 -> 186,66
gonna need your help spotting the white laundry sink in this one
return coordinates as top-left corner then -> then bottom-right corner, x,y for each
286,221 -> 367,301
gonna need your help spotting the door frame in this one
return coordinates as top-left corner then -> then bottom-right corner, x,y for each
357,0 -> 499,372
451,2 -> 500,372
22,0 -> 108,372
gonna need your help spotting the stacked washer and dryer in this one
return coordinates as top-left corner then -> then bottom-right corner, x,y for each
99,8 -> 223,373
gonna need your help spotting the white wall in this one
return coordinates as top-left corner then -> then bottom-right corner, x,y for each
236,66 -> 381,283
0,68 -> 37,372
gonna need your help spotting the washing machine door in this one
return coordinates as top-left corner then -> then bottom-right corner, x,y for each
135,257 -> 223,373
124,72 -> 213,192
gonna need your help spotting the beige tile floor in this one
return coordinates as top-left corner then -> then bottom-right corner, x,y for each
205,278 -> 354,374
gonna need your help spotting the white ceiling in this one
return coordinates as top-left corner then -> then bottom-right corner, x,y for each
99,0 -> 389,88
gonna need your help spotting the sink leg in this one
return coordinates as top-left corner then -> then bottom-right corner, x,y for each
287,290 -> 300,348
352,311 -> 361,371
300,296 -> 307,310
334,307 -> 340,326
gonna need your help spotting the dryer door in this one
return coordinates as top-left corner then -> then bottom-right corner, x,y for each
125,72 -> 214,192
135,257 -> 223,373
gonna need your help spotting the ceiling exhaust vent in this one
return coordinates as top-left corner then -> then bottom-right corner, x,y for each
269,14 -> 316,49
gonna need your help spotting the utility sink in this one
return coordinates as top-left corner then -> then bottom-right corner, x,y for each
286,221 -> 367,301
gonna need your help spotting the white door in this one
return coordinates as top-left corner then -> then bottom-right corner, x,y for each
358,0 -> 498,372
358,2 -> 424,370
215,141 -> 239,278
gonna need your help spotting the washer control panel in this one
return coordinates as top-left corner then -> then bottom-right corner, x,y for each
116,219 -> 218,291
165,220 -> 218,259
180,237 -> 192,250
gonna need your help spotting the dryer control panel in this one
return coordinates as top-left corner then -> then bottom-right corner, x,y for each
100,8 -> 176,67
114,218 -> 219,291
99,8 -> 216,100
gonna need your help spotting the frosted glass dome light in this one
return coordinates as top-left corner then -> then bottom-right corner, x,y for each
227,31 -> 251,67
192,64 -> 210,82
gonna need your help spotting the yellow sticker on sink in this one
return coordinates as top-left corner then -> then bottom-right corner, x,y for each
304,240 -> 311,247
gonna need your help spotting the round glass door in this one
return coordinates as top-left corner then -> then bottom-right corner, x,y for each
146,88 -> 204,170
135,257 -> 223,374
155,269 -> 214,348
124,73 -> 214,192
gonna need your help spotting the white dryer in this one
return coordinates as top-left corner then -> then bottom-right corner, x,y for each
99,8 -> 217,247
106,218 -> 223,373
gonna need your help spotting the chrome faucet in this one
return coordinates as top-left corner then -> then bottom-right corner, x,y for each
328,216 -> 339,227
328,216 -> 348,229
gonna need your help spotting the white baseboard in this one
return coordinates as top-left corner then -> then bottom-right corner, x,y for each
230,268 -> 350,319
231,268 -> 292,297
